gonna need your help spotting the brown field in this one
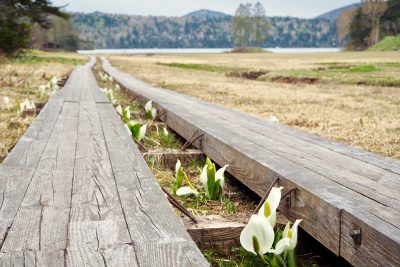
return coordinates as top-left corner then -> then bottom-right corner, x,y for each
0,51 -> 87,161
108,51 -> 400,160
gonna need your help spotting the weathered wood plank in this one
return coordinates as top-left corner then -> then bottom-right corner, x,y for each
103,58 -> 400,266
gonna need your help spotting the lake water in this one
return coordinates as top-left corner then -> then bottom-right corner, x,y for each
78,47 -> 342,54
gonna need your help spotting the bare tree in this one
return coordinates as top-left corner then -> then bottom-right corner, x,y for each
337,7 -> 358,42
232,3 -> 252,47
361,0 -> 388,46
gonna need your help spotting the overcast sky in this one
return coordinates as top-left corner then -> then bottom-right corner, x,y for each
51,0 -> 359,18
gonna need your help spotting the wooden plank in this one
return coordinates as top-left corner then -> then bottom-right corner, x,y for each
135,241 -> 208,267
0,102 -> 79,252
143,149 -> 205,169
103,58 -> 400,266
0,250 -> 65,267
183,215 -> 245,243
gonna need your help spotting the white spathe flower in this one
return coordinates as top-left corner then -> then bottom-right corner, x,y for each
175,159 -> 181,176
215,165 -> 228,189
138,124 -> 147,142
124,106 -> 131,119
258,187 -> 283,227
283,219 -> 302,250
144,100 -> 157,119
163,127 -> 169,137
3,96 -> 12,111
115,84 -> 120,91
144,100 -> 152,112
50,76 -> 60,86
109,76 -> 114,82
200,165 -> 208,187
116,105 -> 123,116
240,215 -> 275,255
176,186 -> 199,197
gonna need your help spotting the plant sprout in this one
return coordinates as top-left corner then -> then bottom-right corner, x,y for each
125,121 -> 147,142
240,186 -> 302,267
116,105 -> 131,121
174,159 -> 199,197
17,98 -> 35,115
200,157 -> 228,200
3,96 -> 12,111
162,127 -> 172,146
144,100 -> 157,120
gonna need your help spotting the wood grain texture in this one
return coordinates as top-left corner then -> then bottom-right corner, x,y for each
0,57 -> 207,266
103,58 -> 400,267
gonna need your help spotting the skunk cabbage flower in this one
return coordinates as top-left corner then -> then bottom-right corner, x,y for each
176,186 -> 199,197
258,187 -> 283,227
126,122 -> 147,142
200,157 -> 228,200
163,127 -> 169,137
240,215 -> 290,256
283,219 -> 302,267
283,219 -> 302,250
173,159 -> 199,196
3,96 -> 12,111
144,100 -> 157,120
115,84 -> 120,91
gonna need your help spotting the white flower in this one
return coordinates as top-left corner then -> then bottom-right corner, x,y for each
138,124 -> 147,142
215,165 -> 228,190
175,159 -> 181,176
163,127 -> 169,137
240,215 -> 290,256
258,187 -> 283,227
124,106 -> 131,120
176,186 -> 199,197
283,219 -> 302,250
144,100 -> 157,119
3,96 -> 12,111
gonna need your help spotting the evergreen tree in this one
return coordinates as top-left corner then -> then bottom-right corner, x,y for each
0,0 -> 68,56
381,0 -> 400,35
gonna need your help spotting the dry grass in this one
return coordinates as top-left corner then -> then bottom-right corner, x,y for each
0,51 -> 87,161
109,52 -> 400,160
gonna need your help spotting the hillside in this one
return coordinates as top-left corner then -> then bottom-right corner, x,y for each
72,12 -> 340,49
316,3 -> 360,20
369,36 -> 400,51
184,9 -> 229,19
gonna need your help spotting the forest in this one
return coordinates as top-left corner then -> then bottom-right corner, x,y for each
71,12 -> 340,49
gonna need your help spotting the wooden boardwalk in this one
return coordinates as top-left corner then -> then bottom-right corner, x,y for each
103,58 -> 400,267
0,58 -> 208,266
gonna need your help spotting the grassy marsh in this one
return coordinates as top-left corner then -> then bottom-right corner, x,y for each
0,51 -> 87,162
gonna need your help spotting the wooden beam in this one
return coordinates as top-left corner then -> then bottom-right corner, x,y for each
103,58 -> 400,267
143,149 -> 205,169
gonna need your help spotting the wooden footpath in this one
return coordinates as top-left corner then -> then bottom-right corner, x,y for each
0,58 -> 208,266
102,58 -> 400,267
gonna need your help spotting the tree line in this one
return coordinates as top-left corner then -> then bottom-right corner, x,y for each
338,0 -> 400,50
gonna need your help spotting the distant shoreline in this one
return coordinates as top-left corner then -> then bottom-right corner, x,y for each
78,48 -> 342,54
